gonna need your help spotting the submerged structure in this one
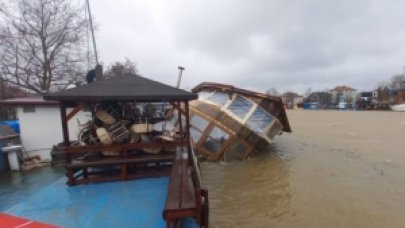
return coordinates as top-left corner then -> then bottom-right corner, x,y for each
189,82 -> 291,161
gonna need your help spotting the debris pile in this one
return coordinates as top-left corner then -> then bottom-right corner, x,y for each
77,102 -> 177,155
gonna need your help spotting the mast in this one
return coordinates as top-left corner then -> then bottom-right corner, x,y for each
86,0 -> 99,65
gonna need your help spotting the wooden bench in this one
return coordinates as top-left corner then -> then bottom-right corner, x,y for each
162,147 -> 209,228
66,153 -> 175,185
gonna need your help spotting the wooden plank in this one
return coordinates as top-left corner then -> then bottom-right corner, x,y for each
72,175 -> 123,185
72,169 -> 171,185
121,164 -> 128,180
180,164 -> 196,209
67,153 -> 175,168
63,141 -> 188,154
164,155 -> 183,211
187,146 -> 202,188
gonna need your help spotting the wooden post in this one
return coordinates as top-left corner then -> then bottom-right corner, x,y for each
60,102 -> 70,147
60,102 -> 73,185
184,101 -> 192,161
184,102 -> 190,140
177,101 -> 183,136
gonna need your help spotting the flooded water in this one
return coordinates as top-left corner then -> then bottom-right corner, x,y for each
0,166 -> 64,211
202,110 -> 405,228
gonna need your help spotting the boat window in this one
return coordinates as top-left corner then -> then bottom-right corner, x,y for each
224,141 -> 247,161
227,96 -> 253,119
206,91 -> 230,106
202,127 -> 229,153
198,91 -> 213,100
191,114 -> 209,131
247,107 -> 273,133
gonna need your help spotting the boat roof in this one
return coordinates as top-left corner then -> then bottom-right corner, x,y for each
44,74 -> 198,102
192,82 -> 292,132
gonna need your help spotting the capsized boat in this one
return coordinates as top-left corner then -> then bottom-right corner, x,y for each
188,82 -> 291,161
390,103 -> 405,112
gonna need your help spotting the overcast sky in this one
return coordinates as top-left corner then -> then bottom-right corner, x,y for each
90,0 -> 405,94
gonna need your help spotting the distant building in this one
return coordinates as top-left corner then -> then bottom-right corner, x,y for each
357,91 -> 375,109
0,96 -> 90,160
305,92 -> 331,108
281,92 -> 303,109
330,85 -> 357,105
372,90 -> 378,101
359,92 -> 373,101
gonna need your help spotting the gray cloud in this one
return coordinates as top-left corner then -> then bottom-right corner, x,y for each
91,0 -> 405,94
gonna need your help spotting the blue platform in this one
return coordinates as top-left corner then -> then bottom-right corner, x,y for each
4,176 -> 192,228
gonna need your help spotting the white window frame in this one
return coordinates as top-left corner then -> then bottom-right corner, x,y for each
222,94 -> 256,123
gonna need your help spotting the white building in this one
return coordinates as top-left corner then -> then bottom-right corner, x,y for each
0,96 -> 90,160
330,85 -> 357,105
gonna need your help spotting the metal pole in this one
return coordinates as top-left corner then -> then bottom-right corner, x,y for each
86,0 -> 99,65
176,66 -> 185,88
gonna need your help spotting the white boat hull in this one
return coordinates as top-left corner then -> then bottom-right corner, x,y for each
390,104 -> 405,112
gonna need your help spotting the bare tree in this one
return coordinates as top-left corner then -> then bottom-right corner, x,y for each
0,0 -> 89,94
388,74 -> 405,89
104,58 -> 139,78
266,87 -> 279,96
304,87 -> 312,97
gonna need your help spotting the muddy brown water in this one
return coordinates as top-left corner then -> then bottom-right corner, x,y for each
202,110 -> 405,228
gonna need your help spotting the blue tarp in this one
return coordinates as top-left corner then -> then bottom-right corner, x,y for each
0,120 -> 20,133
303,102 -> 319,109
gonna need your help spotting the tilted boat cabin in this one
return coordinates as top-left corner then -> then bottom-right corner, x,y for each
189,82 -> 291,161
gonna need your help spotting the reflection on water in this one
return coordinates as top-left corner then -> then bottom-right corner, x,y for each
0,166 -> 64,211
202,111 -> 405,228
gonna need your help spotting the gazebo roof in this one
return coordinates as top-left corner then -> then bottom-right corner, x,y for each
44,74 -> 197,102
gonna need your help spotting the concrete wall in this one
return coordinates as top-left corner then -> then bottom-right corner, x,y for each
17,106 -> 90,160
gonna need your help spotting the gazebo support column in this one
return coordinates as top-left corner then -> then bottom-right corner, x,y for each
60,102 -> 73,185
184,101 -> 192,157
59,102 -> 70,147
177,101 -> 183,136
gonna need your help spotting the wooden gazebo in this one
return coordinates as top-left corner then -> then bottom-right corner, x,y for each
45,74 -> 209,227
44,74 -> 197,185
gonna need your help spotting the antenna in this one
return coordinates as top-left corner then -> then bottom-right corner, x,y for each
86,0 -> 98,65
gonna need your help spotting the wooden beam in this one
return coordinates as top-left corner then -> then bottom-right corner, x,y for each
66,102 -> 86,121
63,141 -> 189,154
171,102 -> 186,115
